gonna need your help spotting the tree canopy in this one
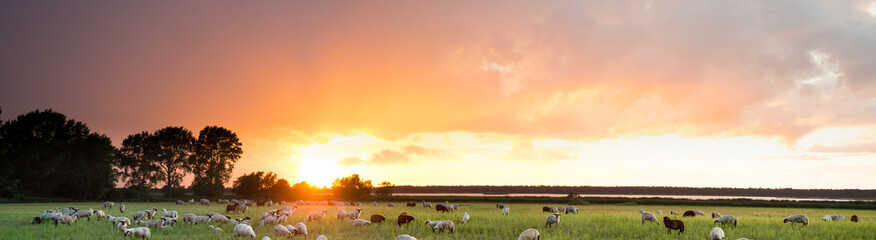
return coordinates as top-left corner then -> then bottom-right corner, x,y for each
232,171 -> 277,199
332,174 -> 373,200
115,126 -> 195,196
190,126 -> 243,196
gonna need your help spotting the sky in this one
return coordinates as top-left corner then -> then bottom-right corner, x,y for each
2,1 -> 876,189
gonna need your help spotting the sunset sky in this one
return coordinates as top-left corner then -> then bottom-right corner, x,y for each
2,1 -> 876,189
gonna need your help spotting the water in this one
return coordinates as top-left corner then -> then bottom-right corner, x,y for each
394,193 -> 872,202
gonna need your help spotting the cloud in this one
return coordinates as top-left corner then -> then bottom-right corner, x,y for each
339,156 -> 366,166
403,145 -> 444,156
369,149 -> 410,165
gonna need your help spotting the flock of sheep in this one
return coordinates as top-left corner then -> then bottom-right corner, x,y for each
31,199 -> 867,239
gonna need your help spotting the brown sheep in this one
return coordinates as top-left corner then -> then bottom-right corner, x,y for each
851,215 -> 858,222
436,204 -> 449,213
682,211 -> 696,217
32,217 -> 43,224
371,214 -> 386,223
406,202 -> 416,207
542,206 -> 552,213
397,212 -> 415,226
663,216 -> 685,235
225,203 -> 238,214
256,200 -> 265,207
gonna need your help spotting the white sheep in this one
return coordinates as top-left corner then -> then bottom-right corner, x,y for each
61,207 -> 78,215
163,217 -> 177,227
316,235 -> 328,240
432,220 -> 454,233
712,212 -> 721,218
116,222 -> 128,231
182,213 -> 196,224
501,206 -> 510,215
373,201 -> 378,207
104,201 -> 115,209
234,223 -> 256,238
546,213 -> 560,228
274,224 -> 292,237
656,210 -> 663,215
347,208 -> 362,219
518,228 -> 540,240
822,215 -> 845,221
694,210 -> 706,216
54,214 -> 78,226
110,216 -> 131,228
306,210 -> 328,222
188,199 -> 195,204
566,206 -> 578,214
639,209 -> 645,214
422,201 -> 432,208
397,234 -> 417,240
120,203 -> 125,213
261,237 -> 270,240
73,208 -> 95,221
144,218 -> 165,228
41,210 -> 61,221
670,210 -> 679,215
710,227 -> 725,240
176,200 -> 184,205
351,219 -> 372,226
425,220 -> 440,229
336,210 -> 348,219
123,227 -> 150,239
388,203 -> 395,207
208,225 -> 223,233
641,212 -> 659,224
162,209 -> 178,219
714,215 -> 737,227
461,212 -> 470,224
94,210 -> 106,220
784,214 -> 809,226
193,215 -> 213,224
293,222 -> 308,236
200,198 -> 211,206
211,214 -> 230,223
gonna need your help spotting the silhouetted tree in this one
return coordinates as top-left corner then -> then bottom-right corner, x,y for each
375,181 -> 395,196
0,109 -> 117,199
232,171 -> 277,199
116,126 -> 194,196
190,126 -> 243,196
291,181 -> 317,200
152,127 -> 195,196
116,132 -> 162,191
332,174 -> 373,200
271,179 -> 292,200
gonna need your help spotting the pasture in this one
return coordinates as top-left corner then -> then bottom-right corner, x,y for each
1,201 -> 874,239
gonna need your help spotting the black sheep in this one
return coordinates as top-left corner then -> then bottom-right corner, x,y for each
663,216 -> 685,235
682,210 -> 696,217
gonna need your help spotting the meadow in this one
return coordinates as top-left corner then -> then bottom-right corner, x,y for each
1,201 -> 874,239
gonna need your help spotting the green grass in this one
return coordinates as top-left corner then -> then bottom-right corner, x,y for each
1,202 -> 874,239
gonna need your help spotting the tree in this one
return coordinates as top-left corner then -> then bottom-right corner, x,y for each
232,171 -> 277,199
271,179 -> 292,200
291,181 -> 317,200
115,126 -> 195,196
116,132 -> 162,191
375,181 -> 395,196
0,109 -> 117,199
190,126 -> 243,196
331,174 -> 373,200
152,127 -> 195,195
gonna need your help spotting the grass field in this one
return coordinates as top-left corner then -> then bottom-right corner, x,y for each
1,201 -> 874,239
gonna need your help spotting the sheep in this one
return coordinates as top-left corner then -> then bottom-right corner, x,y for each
133,211 -> 149,221
61,207 -> 78,215
236,203 -> 250,213
337,209 -> 349,219
316,235 -> 327,240
670,210 -> 678,215
104,201 -> 115,209
851,215 -> 858,222
370,214 -> 386,223
663,216 -> 685,235
546,213 -> 560,228
73,208 -> 95,221
436,204 -> 449,213
162,209 -> 178,219
641,212 -> 659,224
714,215 -> 737,227
32,217 -> 44,224
94,210 -> 106,220
397,234 -> 417,240
347,208 -> 362,219
123,227 -> 151,239
822,215 -> 845,221
501,206 -> 510,215
193,215 -> 213,224
566,206 -> 578,214
54,214 -> 77,226
373,201 -> 378,207
518,228 -> 540,240
430,220 -> 454,233
497,203 -> 506,209
656,210 -> 662,215
407,202 -> 416,207
639,209 -> 645,214
461,212 -> 470,224
260,215 -> 280,226
188,198 -> 195,204
710,227 -> 725,240
293,222 -> 308,236
261,237 -> 271,240
164,217 -> 178,227
208,225 -> 223,233
352,219 -> 372,226
425,220 -> 440,229
117,222 -> 129,231
110,216 -> 132,228
211,214 -> 230,223
41,210 -> 61,221
274,224 -> 293,237
176,200 -> 184,205
398,212 -> 415,226
549,207 -> 560,214
306,210 -> 328,222
712,212 -> 721,218
783,214 -> 809,227
226,203 -> 239,214
694,210 -> 706,216
234,223 -> 257,238
182,213 -> 196,224
120,203 -> 125,213
144,218 -> 166,228
200,198 -> 211,206
422,201 -> 432,208
683,210 -> 697,217
542,206 -> 552,213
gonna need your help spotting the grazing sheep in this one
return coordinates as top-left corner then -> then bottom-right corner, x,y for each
236,203 -> 250,213
352,219 -> 371,226
162,209 -> 178,219
461,212 -> 470,224
663,216 -> 685,235
397,234 -> 417,240
639,209 -> 645,214
260,215 -> 280,226
542,206 -> 552,213
710,227 -> 725,240
41,210 -> 61,221
234,223 -> 257,238
316,235 -> 327,240
641,212 -> 659,224
110,216 -> 132,228
694,210 -> 706,216
32,217 -> 44,224
193,215 -> 213,224
670,210 -> 678,215
176,200 -> 184,205
307,210 -> 328,222
211,214 -> 231,223
388,203 -> 395,207
822,215 -> 845,221
164,217 -> 177,227
117,222 -> 128,231
54,215 -> 77,226
373,201 -> 378,207
430,220 -> 454,233
497,203 -> 506,209
104,201 -> 115,209
120,203 -> 125,214
182,213 -> 196,224
200,198 -> 211,206
566,206 -> 578,214
714,215 -> 738,227
347,208 -> 362,219
656,210 -> 662,215
501,206 -> 510,215
123,227 -> 151,239
518,228 -> 540,240
436,204 -> 449,213
293,222 -> 308,236
546,213 -> 560,228
208,225 -> 223,233
274,224 -> 292,237
407,202 -> 416,207
683,210 -> 697,217
422,201 -> 432,208
94,210 -> 106,220
712,212 -> 721,218
783,214 -> 809,227
851,215 -> 858,222
61,207 -> 78,215
398,213 -> 415,226
144,218 -> 166,228
370,214 -> 386,223
73,208 -> 95,221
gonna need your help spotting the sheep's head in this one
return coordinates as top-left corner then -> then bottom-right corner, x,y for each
783,218 -> 790,223
123,229 -> 133,237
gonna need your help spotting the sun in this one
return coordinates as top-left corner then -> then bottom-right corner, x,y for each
295,154 -> 340,188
